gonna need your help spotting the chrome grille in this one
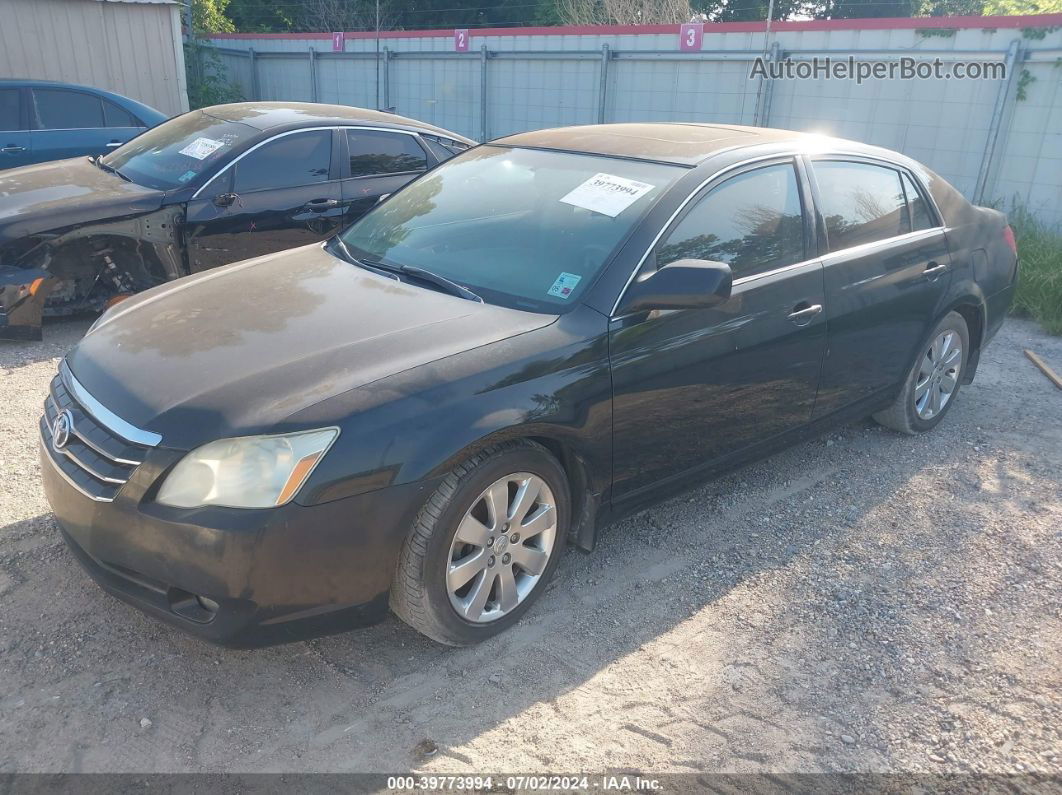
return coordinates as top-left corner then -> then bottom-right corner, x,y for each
40,364 -> 156,502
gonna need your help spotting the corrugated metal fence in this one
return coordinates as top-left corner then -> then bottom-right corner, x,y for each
206,14 -> 1062,225
0,0 -> 188,116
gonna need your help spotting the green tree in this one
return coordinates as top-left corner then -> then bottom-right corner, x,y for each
185,0 -> 243,109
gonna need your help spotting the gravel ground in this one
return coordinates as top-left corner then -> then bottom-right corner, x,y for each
0,316 -> 1059,776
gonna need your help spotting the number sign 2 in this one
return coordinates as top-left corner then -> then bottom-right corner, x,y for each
679,23 -> 703,52
454,29 -> 470,52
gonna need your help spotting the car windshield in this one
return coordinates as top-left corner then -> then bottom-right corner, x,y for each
339,146 -> 683,313
101,111 -> 258,191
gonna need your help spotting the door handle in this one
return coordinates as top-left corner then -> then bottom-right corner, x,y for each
106,141 -> 123,148
1,146 -> 26,154
787,302 -> 823,325
923,260 -> 948,276
305,198 -> 339,212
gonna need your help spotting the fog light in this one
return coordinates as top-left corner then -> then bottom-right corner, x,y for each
168,588 -> 220,623
196,595 -> 220,613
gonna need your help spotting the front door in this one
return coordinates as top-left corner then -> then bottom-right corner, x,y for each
609,159 -> 827,504
0,87 -> 32,169
185,129 -> 344,271
807,159 -> 954,418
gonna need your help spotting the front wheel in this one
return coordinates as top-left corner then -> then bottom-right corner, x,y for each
873,310 -> 970,434
391,441 -> 569,645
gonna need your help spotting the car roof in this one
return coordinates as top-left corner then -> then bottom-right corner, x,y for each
492,122 -> 882,166
0,78 -> 128,97
200,102 -> 476,143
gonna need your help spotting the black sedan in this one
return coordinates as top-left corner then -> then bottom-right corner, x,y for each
0,102 -> 472,339
40,123 -> 1018,647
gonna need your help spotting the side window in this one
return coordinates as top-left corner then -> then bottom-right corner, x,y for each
103,100 -> 139,128
346,130 -> 427,178
657,163 -> 805,278
901,172 -> 934,232
814,161 -> 910,252
234,131 -> 331,193
33,89 -> 104,129
0,89 -> 19,131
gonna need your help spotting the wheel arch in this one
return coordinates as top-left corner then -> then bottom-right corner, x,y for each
941,292 -> 987,384
426,426 -> 601,553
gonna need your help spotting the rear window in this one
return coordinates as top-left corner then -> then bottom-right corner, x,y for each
347,130 -> 427,177
814,161 -> 910,252
901,172 -> 935,232
33,89 -> 104,129
103,100 -> 139,128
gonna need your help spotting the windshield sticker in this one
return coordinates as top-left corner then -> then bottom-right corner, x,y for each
179,137 -> 226,160
177,170 -> 197,183
559,173 -> 655,218
547,272 -> 582,299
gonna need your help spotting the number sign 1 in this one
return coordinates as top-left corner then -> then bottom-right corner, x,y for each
332,32 -> 345,52
679,23 -> 703,52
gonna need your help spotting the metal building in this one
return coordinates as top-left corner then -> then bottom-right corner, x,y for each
0,0 -> 187,116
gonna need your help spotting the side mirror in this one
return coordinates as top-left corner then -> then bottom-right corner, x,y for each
213,192 -> 238,208
619,259 -> 733,314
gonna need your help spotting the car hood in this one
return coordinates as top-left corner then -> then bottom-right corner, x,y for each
0,157 -> 164,244
68,243 -> 557,447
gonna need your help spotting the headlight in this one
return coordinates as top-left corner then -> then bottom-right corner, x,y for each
156,428 -> 338,509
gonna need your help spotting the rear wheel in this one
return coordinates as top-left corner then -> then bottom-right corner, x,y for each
873,311 -> 969,434
391,441 -> 569,645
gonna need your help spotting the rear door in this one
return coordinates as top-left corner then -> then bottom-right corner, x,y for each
29,88 -> 135,163
807,158 -> 952,418
184,129 -> 343,271
0,87 -> 32,169
609,158 -> 827,503
339,128 -> 431,227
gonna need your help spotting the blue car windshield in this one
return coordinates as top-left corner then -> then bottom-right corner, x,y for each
340,145 -> 684,313
102,111 -> 257,191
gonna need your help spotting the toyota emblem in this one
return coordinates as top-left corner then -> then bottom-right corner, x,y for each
51,410 -> 73,451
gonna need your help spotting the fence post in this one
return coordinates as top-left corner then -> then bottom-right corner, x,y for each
598,44 -> 610,124
480,44 -> 489,142
974,39 -> 1025,205
753,41 -> 780,127
383,48 -> 392,111
309,47 -> 318,102
248,48 -> 259,101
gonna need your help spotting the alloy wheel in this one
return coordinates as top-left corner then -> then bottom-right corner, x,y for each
446,472 -> 557,623
914,330 -> 962,420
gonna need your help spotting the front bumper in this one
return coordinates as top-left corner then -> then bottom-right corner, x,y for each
41,436 -> 437,648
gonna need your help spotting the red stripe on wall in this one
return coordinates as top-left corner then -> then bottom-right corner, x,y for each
207,13 -> 1062,41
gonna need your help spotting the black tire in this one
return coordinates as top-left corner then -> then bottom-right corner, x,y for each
391,440 -> 569,646
873,310 -> 970,435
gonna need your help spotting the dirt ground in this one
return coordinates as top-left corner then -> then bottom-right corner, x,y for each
1,316 -> 1059,776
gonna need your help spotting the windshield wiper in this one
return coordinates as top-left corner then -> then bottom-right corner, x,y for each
92,155 -> 132,182
333,239 -> 482,303
331,237 -> 401,281
398,265 -> 483,303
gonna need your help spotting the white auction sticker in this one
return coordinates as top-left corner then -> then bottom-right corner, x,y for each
559,173 -> 655,217
179,137 -> 226,160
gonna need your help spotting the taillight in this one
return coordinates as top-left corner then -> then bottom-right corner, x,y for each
1002,225 -> 1017,255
